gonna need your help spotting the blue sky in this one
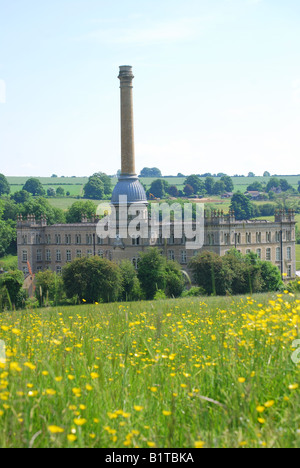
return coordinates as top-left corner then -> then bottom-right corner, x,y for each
0,0 -> 299,177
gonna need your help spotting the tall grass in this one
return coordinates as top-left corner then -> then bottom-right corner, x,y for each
0,293 -> 299,448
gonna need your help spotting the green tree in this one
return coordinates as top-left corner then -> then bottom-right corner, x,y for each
223,249 -> 262,295
20,197 -> 66,225
92,172 -> 112,196
47,188 -> 56,197
0,174 -> 10,196
189,251 -> 231,296
11,190 -> 31,204
56,187 -> 65,197
183,184 -> 194,196
246,181 -> 264,192
83,174 -> 107,199
184,175 -> 204,194
230,191 -> 254,220
0,220 -> 16,257
259,261 -> 283,292
165,261 -> 185,297
137,248 -> 167,300
119,260 -> 142,301
0,270 -> 24,308
212,180 -> 226,195
23,178 -> 45,196
147,179 -> 169,199
168,185 -> 179,197
35,270 -> 65,305
204,177 -> 215,195
266,177 -> 280,192
140,167 -> 162,178
66,200 -> 96,223
62,256 -> 122,303
220,175 -> 234,192
279,179 -> 293,192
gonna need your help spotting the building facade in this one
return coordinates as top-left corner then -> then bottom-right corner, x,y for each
17,209 -> 296,281
16,65 -> 297,281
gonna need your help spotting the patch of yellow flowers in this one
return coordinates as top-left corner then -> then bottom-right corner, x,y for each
0,293 -> 299,448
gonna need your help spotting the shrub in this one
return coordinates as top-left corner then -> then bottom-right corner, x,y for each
119,260 -> 143,302
137,248 -> 167,300
181,286 -> 206,297
35,270 -> 65,306
62,256 -> 122,303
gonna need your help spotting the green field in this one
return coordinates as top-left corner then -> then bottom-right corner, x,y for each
6,174 -> 300,197
0,293 -> 299,448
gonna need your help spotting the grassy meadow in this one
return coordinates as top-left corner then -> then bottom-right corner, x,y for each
6,174 -> 300,198
0,293 -> 299,448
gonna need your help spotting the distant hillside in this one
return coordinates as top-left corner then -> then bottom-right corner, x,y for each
6,174 -> 300,196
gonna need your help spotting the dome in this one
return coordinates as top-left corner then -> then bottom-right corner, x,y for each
111,175 -> 147,205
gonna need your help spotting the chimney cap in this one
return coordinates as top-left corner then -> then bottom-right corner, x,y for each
118,65 -> 134,79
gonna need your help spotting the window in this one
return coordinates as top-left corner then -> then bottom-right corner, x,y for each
22,266 -> 29,275
246,249 -> 251,255
246,233 -> 251,244
256,232 -> 261,243
46,234 -> 51,244
22,235 -> 27,244
87,249 -> 93,258
266,248 -> 271,261
56,266 -> 62,276
286,231 -> 291,241
98,250 -> 104,258
36,249 -> 42,262
86,234 -> 92,245
266,232 -> 271,243
236,233 -> 241,245
132,258 -> 138,269
36,266 -> 43,272
208,234 -> 214,245
76,250 -> 82,258
181,250 -> 187,264
224,233 -> 230,245
256,248 -> 262,259
75,234 -> 81,245
56,250 -> 61,262
66,250 -> 72,262
287,247 -> 292,261
55,234 -> 61,245
97,236 -> 103,245
46,249 -> 51,262
168,250 -> 175,261
275,231 -> 281,243
36,234 -> 41,244
132,236 -> 140,246
22,250 -> 28,262
276,247 -> 281,262
65,234 -> 71,245
287,265 -> 292,277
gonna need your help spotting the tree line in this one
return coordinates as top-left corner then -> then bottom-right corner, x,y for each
1,247 -> 297,313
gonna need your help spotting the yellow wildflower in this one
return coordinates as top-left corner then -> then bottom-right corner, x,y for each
73,418 -> 87,426
194,440 -> 205,448
133,405 -> 143,412
48,425 -> 64,434
264,400 -> 275,408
